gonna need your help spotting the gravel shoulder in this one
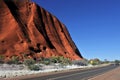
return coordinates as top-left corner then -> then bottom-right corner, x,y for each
89,66 -> 120,80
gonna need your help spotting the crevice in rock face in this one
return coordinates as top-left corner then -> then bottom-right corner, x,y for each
65,52 -> 67,54
49,14 -> 63,46
20,40 -> 24,43
34,5 -> 55,49
29,46 -> 34,51
1,40 -> 5,43
43,46 -> 46,50
61,30 -> 64,33
36,43 -> 40,48
4,0 -> 31,42
29,46 -> 41,53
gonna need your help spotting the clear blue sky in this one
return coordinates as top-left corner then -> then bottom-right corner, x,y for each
32,0 -> 120,61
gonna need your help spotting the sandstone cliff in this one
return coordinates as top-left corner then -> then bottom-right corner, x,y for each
0,0 -> 83,60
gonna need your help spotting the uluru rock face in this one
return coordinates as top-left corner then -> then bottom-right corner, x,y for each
0,0 -> 83,60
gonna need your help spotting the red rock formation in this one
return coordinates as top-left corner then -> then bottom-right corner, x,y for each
0,0 -> 83,60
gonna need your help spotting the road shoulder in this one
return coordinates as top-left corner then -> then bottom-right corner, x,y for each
89,66 -> 120,80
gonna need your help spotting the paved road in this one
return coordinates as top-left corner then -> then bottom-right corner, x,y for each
22,65 -> 118,80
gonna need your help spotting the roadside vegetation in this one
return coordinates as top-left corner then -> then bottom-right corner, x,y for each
22,56 -> 72,70
88,58 -> 112,65
0,55 -> 5,64
114,60 -> 120,66
88,58 -> 101,65
72,58 -> 88,66
0,56 -> 72,71
0,55 -> 119,71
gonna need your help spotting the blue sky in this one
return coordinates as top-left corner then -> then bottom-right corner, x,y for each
32,0 -> 120,61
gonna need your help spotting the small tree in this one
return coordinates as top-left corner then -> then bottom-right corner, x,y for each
89,58 -> 101,65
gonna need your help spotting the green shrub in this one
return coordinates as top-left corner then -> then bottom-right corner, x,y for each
6,56 -> 19,64
28,65 -> 40,71
72,59 -> 88,66
50,56 -> 59,63
0,55 -> 5,64
23,59 -> 35,66
39,56 -> 71,65
40,58 -> 51,65
50,56 -> 71,65
0,55 -> 5,60
62,58 -> 71,65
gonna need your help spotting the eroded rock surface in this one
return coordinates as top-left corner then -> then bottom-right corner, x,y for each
0,0 -> 83,60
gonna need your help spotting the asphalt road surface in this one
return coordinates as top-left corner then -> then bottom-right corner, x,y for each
23,64 -> 118,80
